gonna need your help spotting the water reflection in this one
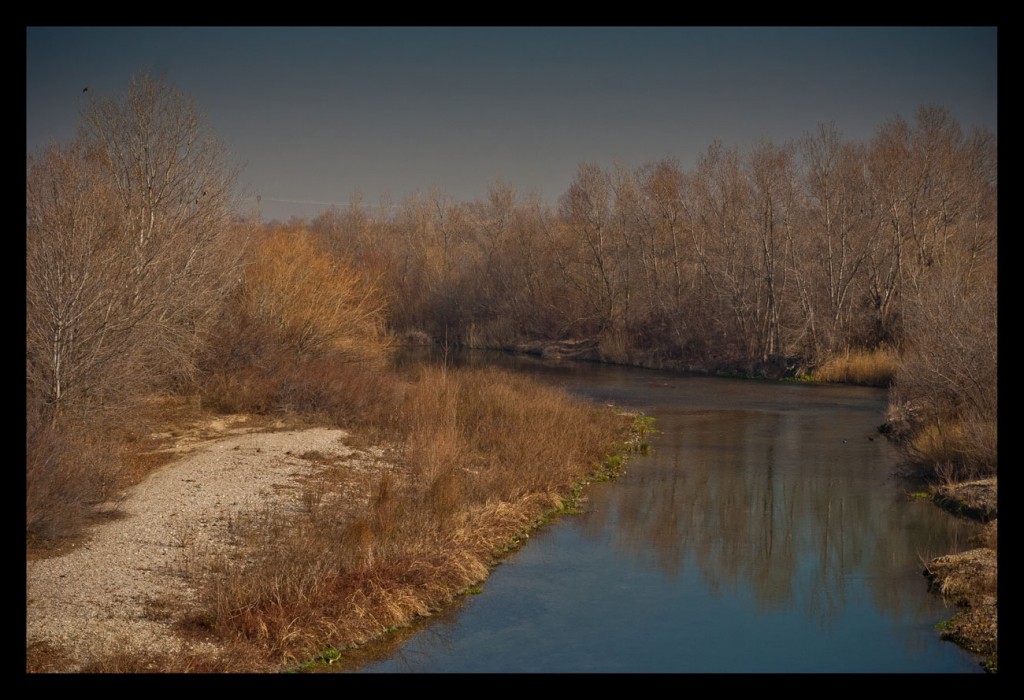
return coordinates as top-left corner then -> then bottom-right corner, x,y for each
579,400 -> 979,633
353,351 -> 983,672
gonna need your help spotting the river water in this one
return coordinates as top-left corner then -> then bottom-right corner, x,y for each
344,351 -> 984,673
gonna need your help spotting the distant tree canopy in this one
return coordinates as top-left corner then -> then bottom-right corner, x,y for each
305,105 -> 996,475
311,106 -> 995,372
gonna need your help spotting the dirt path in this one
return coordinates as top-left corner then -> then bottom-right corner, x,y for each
26,421 -> 365,672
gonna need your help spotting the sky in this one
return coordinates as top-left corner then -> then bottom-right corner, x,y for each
26,27 -> 998,223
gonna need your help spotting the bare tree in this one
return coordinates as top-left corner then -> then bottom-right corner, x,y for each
27,73 -> 243,538
636,159 -> 690,320
557,162 -> 622,337
27,142 -> 135,421
81,73 -> 241,379
797,123 -> 874,356
27,72 -> 242,422
688,142 -> 757,360
884,110 -> 998,476
746,138 -> 797,364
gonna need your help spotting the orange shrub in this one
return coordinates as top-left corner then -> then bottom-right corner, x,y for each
240,229 -> 389,362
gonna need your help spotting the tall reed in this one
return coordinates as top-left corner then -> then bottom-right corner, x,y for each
812,346 -> 898,387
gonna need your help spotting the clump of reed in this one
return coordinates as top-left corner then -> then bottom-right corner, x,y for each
812,346 -> 898,387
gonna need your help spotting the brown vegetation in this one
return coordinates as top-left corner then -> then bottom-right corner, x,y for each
26,73 -> 244,541
811,346 -> 898,387
29,368 -> 637,673
186,365 -> 634,670
303,107 -> 995,477
198,224 -> 394,427
922,478 -> 998,672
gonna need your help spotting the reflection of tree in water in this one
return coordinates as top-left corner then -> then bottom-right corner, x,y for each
683,412 -> 800,609
803,478 -> 849,626
862,492 -> 980,626
578,405 -> 977,630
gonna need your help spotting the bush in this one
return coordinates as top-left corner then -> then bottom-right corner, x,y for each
239,228 -> 388,362
26,405 -> 125,542
201,226 -> 392,419
891,256 -> 997,478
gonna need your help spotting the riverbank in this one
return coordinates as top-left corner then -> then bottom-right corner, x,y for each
27,368 -> 641,673
922,478 -> 998,672
491,343 -> 998,671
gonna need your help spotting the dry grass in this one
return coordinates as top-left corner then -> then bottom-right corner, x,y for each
899,417 -> 996,483
74,635 -> 274,674
29,360 -> 636,675
909,420 -> 968,476
932,478 -> 998,523
923,546 -> 998,668
812,346 -> 898,387
26,397 -> 199,545
28,219 -> 636,671
26,417 -> 117,543
200,357 -> 403,438
920,475 -> 998,671
927,549 -> 997,601
172,364 -> 634,670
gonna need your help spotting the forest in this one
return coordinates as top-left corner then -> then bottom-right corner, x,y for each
27,73 -> 997,546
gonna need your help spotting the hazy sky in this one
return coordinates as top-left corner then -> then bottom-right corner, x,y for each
26,27 -> 998,223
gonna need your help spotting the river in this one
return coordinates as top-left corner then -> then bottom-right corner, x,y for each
339,350 -> 984,673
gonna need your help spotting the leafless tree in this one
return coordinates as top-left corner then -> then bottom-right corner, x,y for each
884,109 -> 998,475
797,123 -> 873,356
27,72 -> 242,423
557,162 -> 621,337
27,73 -> 243,537
688,141 -> 757,360
746,138 -> 797,364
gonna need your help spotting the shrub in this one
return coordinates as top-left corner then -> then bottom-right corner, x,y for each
201,227 -> 392,418
241,228 -> 389,361
891,255 -> 997,479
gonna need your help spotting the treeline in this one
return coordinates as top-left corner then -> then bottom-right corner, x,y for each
309,110 -> 995,372
27,74 -> 996,545
304,107 -> 996,478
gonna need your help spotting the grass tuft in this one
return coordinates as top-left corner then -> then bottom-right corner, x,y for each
812,346 -> 898,387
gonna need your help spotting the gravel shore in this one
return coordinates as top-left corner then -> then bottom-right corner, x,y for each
26,421 -> 360,672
